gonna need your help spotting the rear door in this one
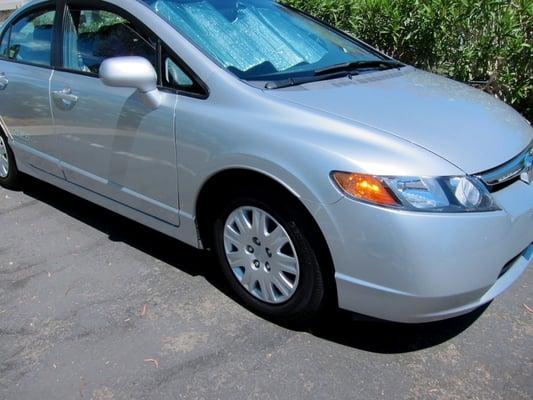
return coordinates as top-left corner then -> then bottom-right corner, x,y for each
0,4 -> 62,177
51,1 -> 180,225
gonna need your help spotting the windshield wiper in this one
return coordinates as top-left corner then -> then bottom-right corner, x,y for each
263,59 -> 403,89
264,70 -> 359,90
314,60 -> 403,76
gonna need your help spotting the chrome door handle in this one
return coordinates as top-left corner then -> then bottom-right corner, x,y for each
52,87 -> 78,109
52,87 -> 78,103
0,73 -> 8,90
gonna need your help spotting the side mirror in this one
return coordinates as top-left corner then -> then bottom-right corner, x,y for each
99,56 -> 161,109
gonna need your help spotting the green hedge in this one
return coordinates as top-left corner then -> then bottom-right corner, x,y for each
285,0 -> 532,121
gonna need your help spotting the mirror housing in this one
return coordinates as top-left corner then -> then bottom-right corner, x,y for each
99,56 -> 161,109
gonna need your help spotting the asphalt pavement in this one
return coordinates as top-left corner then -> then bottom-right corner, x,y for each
0,176 -> 531,400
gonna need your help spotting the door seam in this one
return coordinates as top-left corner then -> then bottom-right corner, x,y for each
48,69 -> 56,127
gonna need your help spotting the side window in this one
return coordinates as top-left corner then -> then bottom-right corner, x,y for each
165,57 -> 194,88
162,50 -> 206,96
0,26 -> 10,57
2,9 -> 55,66
63,8 -> 156,74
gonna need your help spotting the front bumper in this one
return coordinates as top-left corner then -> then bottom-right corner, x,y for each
314,180 -> 533,323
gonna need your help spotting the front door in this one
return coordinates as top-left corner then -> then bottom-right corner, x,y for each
51,4 -> 180,225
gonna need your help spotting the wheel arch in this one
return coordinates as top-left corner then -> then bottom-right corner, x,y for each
195,167 -> 338,305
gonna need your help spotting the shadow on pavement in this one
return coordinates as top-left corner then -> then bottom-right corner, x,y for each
19,176 -> 485,354
308,305 -> 486,354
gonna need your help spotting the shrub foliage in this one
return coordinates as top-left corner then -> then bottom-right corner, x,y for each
285,0 -> 532,120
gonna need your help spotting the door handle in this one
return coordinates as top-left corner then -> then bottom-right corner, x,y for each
52,87 -> 78,109
0,73 -> 8,90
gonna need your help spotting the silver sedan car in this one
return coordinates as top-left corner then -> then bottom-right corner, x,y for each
1,0 -> 532,324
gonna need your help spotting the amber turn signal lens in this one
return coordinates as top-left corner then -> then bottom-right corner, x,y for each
332,172 -> 399,206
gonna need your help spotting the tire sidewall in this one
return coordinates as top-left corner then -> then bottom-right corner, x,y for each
213,193 -> 324,323
0,130 -> 18,188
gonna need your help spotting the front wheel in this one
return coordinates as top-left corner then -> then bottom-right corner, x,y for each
0,131 -> 20,189
213,192 -> 326,325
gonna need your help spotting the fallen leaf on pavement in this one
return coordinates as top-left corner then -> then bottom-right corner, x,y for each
140,304 -> 148,317
144,358 -> 159,369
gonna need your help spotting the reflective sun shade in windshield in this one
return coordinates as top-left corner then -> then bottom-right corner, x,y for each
141,0 -> 382,81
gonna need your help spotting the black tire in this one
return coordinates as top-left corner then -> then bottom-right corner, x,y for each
212,186 -> 327,326
0,130 -> 20,189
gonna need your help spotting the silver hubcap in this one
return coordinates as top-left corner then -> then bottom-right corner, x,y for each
0,136 -> 9,178
223,206 -> 300,304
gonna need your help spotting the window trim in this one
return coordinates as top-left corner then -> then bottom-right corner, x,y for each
160,43 -> 209,99
56,1 -> 158,78
56,0 -> 209,99
0,0 -> 61,71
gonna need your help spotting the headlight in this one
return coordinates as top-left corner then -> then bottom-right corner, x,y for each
332,172 -> 499,212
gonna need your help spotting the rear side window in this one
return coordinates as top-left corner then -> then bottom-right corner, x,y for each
0,26 -> 10,57
62,8 -> 156,74
2,9 -> 56,66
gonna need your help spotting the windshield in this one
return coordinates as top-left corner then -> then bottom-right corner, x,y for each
141,0 -> 385,81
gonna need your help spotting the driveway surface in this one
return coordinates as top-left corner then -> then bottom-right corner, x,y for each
0,177 -> 531,400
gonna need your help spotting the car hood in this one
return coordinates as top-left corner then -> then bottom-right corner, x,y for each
266,67 -> 532,174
